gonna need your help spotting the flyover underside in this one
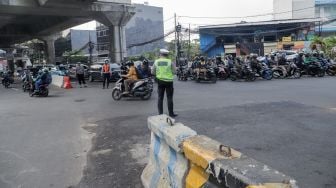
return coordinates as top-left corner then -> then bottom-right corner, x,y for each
0,0 -> 135,63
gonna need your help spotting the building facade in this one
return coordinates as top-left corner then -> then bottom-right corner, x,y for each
199,19 -> 319,57
96,3 -> 164,57
273,0 -> 336,33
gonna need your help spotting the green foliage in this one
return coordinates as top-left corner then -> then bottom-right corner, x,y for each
310,35 -> 336,59
62,50 -> 87,64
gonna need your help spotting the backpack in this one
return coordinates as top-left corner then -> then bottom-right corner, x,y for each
45,73 -> 52,84
135,66 -> 144,79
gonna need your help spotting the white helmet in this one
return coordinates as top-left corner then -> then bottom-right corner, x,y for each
159,49 -> 169,55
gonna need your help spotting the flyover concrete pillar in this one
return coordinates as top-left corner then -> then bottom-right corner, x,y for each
45,38 -> 55,64
108,25 -> 127,64
41,34 -> 60,64
96,5 -> 135,64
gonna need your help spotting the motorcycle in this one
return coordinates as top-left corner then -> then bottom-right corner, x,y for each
326,61 -> 336,76
177,65 -> 189,81
1,71 -> 14,88
273,62 -> 301,79
29,77 -> 49,97
21,72 -> 31,92
230,64 -> 256,82
255,62 -> 273,80
301,61 -> 325,77
196,66 -> 217,83
112,76 -> 153,100
215,64 -> 230,80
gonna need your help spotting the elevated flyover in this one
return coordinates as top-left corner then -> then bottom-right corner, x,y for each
0,0 -> 135,63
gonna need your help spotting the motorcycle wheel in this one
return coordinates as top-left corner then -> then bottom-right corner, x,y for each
29,90 -> 34,97
326,69 -> 335,76
211,76 -> 217,83
4,82 -> 10,88
112,88 -> 122,101
293,70 -> 301,79
41,90 -> 49,97
272,70 -> 283,79
263,72 -> 273,80
318,70 -> 325,77
141,92 -> 152,100
230,74 -> 237,81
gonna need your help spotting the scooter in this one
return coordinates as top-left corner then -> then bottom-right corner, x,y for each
1,71 -> 14,88
112,76 -> 153,100
29,77 -> 49,97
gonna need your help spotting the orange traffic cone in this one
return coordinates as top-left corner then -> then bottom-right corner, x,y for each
63,76 -> 72,89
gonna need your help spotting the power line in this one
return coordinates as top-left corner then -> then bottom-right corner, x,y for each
178,6 -> 315,20
127,29 -> 175,49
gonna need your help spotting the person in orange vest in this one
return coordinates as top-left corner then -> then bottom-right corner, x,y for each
101,60 -> 111,89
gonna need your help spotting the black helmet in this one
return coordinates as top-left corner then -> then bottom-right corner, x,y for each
200,56 -> 205,61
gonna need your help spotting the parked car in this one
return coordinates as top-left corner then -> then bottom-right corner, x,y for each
88,63 -> 121,82
68,63 -> 89,79
50,64 -> 69,76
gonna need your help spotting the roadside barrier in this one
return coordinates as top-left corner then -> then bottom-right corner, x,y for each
51,75 -> 72,89
63,76 -> 72,89
141,115 -> 298,188
51,75 -> 63,88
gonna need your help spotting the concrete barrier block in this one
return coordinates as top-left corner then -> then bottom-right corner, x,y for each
148,115 -> 197,153
141,132 -> 190,188
51,75 -> 63,88
182,135 -> 298,188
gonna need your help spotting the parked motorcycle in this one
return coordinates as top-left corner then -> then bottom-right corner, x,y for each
273,62 -> 301,79
230,64 -> 256,82
255,62 -> 273,80
112,76 -> 153,100
301,61 -> 325,77
326,61 -> 336,76
177,65 -> 189,81
215,64 -> 230,80
196,66 -> 217,83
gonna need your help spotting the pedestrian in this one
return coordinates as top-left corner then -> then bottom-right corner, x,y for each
75,62 -> 87,88
101,60 -> 111,89
152,49 -> 178,118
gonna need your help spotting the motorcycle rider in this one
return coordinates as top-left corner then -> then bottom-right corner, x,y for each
250,53 -> 260,73
197,56 -> 207,78
122,61 -> 138,94
137,59 -> 151,79
152,49 -> 177,118
34,68 -> 51,94
296,51 -> 305,69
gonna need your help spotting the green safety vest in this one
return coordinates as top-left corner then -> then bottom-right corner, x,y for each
154,58 -> 174,82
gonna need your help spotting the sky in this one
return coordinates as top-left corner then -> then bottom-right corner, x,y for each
72,0 -> 274,34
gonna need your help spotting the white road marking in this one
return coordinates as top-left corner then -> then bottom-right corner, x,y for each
11,88 -> 19,91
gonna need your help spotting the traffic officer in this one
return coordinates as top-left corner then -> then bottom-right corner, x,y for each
101,60 -> 111,89
152,49 -> 178,118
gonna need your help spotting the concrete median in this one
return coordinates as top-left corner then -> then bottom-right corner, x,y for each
141,115 -> 298,188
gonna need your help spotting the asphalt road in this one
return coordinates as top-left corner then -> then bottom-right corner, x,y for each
0,76 -> 336,188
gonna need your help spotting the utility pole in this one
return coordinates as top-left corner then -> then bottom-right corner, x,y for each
174,13 -> 177,63
188,23 -> 191,60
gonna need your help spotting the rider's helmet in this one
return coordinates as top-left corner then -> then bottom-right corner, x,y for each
43,68 -> 49,73
312,51 -> 318,57
200,56 -> 205,61
194,56 -> 200,61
